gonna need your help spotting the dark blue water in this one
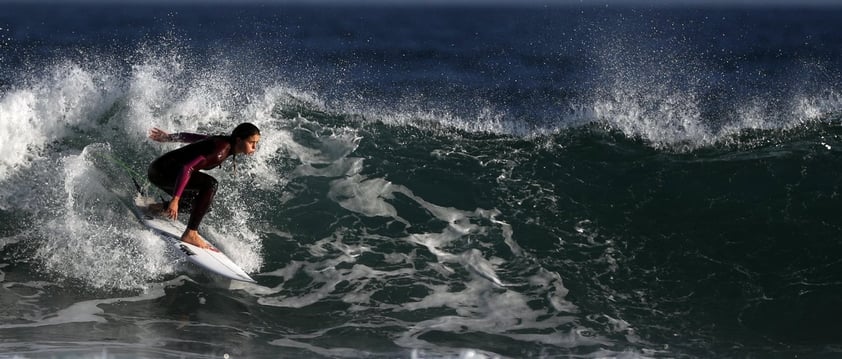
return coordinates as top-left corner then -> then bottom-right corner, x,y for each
2,3 -> 842,358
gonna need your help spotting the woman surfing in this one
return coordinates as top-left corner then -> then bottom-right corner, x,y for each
146,123 -> 260,249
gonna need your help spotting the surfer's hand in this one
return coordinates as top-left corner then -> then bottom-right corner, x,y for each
149,128 -> 171,142
166,198 -> 179,220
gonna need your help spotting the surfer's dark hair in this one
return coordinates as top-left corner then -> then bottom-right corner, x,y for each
231,122 -> 260,139
230,122 -> 260,175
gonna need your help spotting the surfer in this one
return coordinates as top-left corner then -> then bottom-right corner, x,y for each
146,123 -> 261,249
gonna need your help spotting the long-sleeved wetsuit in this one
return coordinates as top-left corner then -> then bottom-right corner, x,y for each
147,132 -> 233,230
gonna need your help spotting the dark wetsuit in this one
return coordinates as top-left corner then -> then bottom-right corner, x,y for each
147,133 -> 233,230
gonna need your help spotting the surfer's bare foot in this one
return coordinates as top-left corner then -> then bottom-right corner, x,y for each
181,230 -> 212,250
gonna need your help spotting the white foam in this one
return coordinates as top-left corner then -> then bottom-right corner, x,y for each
329,174 -> 405,220
529,269 -> 576,313
410,348 -> 505,359
0,61 -> 120,181
255,259 -> 345,309
202,219 -> 263,274
269,337 -> 369,358
265,144 -> 585,351
0,279 -> 169,330
395,276 -> 603,350
29,147 -> 178,290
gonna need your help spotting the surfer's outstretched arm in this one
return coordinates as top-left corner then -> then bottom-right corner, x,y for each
148,128 -> 209,143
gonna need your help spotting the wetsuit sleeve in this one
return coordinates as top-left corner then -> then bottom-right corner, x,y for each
170,132 -> 209,143
172,155 -> 206,199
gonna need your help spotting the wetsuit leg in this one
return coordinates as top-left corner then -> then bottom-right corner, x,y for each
147,161 -> 218,230
184,171 -> 217,230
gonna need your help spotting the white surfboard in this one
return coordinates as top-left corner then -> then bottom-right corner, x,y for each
131,196 -> 256,283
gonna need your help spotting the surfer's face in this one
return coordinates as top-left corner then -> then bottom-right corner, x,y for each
237,134 -> 260,155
